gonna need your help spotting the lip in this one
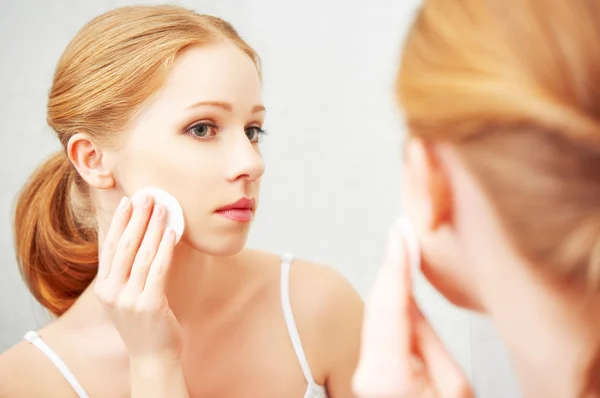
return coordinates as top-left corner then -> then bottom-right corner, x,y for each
216,197 -> 255,211
215,197 -> 255,223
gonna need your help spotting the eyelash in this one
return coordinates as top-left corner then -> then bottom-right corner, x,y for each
185,123 -> 268,143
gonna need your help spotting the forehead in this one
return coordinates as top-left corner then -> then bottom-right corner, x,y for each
154,42 -> 262,108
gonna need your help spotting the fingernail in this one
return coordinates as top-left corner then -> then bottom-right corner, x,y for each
132,194 -> 147,208
154,205 -> 164,218
165,226 -> 176,241
118,196 -> 128,209
383,223 -> 403,267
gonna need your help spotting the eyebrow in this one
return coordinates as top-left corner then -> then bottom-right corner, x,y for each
186,101 -> 266,114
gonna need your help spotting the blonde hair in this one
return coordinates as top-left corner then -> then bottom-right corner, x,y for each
14,5 -> 260,316
397,0 -> 600,394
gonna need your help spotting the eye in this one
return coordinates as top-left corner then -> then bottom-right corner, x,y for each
246,126 -> 267,143
186,123 -> 218,139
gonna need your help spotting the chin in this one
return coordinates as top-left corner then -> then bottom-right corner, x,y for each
421,263 -> 484,312
179,229 -> 250,257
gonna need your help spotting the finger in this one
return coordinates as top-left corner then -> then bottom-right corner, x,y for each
125,204 -> 167,294
352,219 -> 416,397
379,218 -> 414,356
97,197 -> 132,280
142,227 -> 176,298
107,194 -> 154,284
413,305 -> 471,395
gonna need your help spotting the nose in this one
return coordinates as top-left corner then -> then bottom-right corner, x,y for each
225,134 -> 265,182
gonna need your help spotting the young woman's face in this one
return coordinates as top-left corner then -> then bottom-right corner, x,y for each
109,42 -> 266,256
401,141 -> 485,311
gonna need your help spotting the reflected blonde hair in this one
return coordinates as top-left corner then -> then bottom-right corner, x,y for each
398,0 -> 600,394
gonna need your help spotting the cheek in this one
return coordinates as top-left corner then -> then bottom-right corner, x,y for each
116,150 -> 176,193
419,231 -> 482,310
114,146 -> 215,205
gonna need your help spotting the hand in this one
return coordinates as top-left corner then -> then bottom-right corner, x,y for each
352,219 -> 473,398
94,194 -> 181,363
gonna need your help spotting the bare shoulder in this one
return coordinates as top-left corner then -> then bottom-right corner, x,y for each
287,256 -> 364,320
247,250 -> 364,380
0,340 -> 65,397
245,249 -> 364,321
288,256 -> 364,386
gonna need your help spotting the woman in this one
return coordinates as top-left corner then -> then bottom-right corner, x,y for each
355,0 -> 600,397
0,5 -> 362,398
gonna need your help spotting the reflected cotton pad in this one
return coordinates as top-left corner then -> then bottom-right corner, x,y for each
131,187 -> 185,244
396,216 -> 421,277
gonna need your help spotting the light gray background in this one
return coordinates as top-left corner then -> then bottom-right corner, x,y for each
0,1 -> 520,397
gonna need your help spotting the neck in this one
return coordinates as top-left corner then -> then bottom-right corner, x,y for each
67,236 -> 251,339
482,255 -> 600,398
164,243 -> 251,323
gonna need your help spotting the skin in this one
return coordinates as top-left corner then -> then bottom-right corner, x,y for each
352,139 -> 600,398
0,42 -> 363,398
352,216 -> 472,398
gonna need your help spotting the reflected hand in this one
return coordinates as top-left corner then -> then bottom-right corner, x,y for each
352,219 -> 473,398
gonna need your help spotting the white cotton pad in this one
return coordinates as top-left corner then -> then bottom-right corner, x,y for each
396,216 -> 421,277
130,187 -> 185,244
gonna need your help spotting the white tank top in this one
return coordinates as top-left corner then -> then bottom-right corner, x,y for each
24,253 -> 327,398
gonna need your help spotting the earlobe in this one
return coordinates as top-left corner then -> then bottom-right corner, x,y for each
67,133 -> 115,189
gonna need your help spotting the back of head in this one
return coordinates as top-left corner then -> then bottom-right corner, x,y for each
397,0 -> 600,394
13,5 -> 259,317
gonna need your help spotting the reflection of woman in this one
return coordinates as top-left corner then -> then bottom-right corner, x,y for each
355,0 -> 600,397
0,5 -> 363,398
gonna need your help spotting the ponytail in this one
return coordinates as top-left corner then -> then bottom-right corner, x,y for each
13,5 -> 261,316
14,151 -> 98,316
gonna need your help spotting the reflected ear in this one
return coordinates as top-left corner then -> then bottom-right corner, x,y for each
403,139 -> 452,231
67,133 -> 115,189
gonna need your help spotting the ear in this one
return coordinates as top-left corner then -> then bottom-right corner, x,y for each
402,138 -> 452,231
67,133 -> 115,189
